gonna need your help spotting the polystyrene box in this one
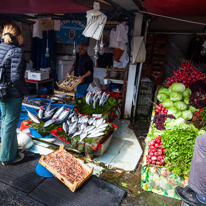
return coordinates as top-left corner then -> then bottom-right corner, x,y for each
28,71 -> 49,81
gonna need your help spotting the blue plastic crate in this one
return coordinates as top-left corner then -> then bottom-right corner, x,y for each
30,128 -> 53,138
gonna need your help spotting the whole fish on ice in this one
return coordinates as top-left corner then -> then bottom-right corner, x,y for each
25,109 -> 40,124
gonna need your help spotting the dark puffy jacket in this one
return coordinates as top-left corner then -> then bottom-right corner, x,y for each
0,40 -> 29,98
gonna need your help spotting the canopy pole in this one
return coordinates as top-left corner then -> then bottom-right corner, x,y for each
132,20 -> 149,122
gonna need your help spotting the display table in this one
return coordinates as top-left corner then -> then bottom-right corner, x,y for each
141,110 -> 188,200
25,78 -> 54,96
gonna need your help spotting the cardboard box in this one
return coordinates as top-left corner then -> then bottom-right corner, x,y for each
28,71 -> 50,81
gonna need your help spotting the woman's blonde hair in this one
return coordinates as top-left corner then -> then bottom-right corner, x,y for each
2,23 -> 23,45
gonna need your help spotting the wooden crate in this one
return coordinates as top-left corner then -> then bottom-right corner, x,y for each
54,89 -> 76,100
39,145 -> 93,192
56,75 -> 81,91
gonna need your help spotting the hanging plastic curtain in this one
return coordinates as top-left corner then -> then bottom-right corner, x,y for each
82,2 -> 107,40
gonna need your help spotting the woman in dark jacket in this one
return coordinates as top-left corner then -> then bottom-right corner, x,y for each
0,23 -> 29,165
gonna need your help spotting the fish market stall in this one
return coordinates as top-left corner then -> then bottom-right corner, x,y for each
141,62 -> 206,199
21,97 -> 117,157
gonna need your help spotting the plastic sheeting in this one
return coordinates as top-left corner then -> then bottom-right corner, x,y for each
163,34 -> 193,81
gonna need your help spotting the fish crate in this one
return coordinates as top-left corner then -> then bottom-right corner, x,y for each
54,89 -> 76,101
39,145 -> 93,192
56,75 -> 81,91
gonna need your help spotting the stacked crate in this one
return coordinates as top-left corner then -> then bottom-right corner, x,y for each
150,35 -> 168,84
136,81 -> 155,116
142,34 -> 154,76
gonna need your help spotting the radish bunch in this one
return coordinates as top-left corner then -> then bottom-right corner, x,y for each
167,62 -> 205,88
146,136 -> 166,165
155,104 -> 167,114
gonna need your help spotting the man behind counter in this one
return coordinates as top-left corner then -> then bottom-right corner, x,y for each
67,42 -> 94,98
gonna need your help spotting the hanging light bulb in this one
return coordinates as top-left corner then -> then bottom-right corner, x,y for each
99,35 -> 104,55
94,40 -> 99,60
72,40 -> 76,58
45,30 -> 50,58
201,40 -> 206,56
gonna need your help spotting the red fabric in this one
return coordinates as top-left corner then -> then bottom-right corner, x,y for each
144,0 -> 206,16
20,120 -> 32,131
0,0 -> 91,14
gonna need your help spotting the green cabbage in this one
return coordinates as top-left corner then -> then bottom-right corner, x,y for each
168,86 -> 172,93
174,101 -> 188,111
162,99 -> 174,108
181,110 -> 193,120
189,105 -> 200,113
183,96 -> 189,105
167,107 -> 179,115
173,111 -> 182,118
182,88 -> 191,97
170,91 -> 183,101
158,88 -> 170,95
197,130 -> 206,136
171,83 -> 186,93
157,93 -> 169,102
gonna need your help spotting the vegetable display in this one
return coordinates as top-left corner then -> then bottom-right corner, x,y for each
200,107 -> 206,126
167,62 -> 205,87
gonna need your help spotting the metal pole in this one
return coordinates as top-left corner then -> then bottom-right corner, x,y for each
132,20 -> 149,122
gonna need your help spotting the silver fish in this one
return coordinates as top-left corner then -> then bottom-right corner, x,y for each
89,127 -> 106,134
45,102 -> 51,114
98,123 -> 108,129
68,121 -> 78,135
93,92 -> 98,101
71,115 -> 78,122
67,120 -> 72,126
86,92 -> 92,106
41,111 -> 54,121
78,115 -> 84,123
96,118 -> 104,127
98,91 -> 102,99
72,130 -> 83,138
82,116 -> 89,123
38,106 -> 44,119
83,125 -> 95,133
93,97 -> 99,109
79,132 -> 88,142
103,94 -> 110,106
68,111 -> 75,120
80,123 -> 87,130
99,93 -> 107,107
43,119 -> 56,128
88,117 -> 96,125
63,122 -> 69,133
87,132 -> 104,138
45,107 -> 58,117
52,105 -> 65,119
25,109 -> 40,124
58,108 -> 70,120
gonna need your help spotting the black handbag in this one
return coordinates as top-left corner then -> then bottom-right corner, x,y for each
0,48 -> 14,99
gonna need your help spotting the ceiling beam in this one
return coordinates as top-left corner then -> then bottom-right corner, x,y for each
132,0 -> 151,19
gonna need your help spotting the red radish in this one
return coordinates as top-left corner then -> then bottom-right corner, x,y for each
161,159 -> 165,164
156,161 -> 161,165
152,161 -> 156,165
150,146 -> 155,149
157,156 -> 162,160
154,152 -> 159,156
162,148 -> 166,153
158,151 -> 162,155
156,139 -> 161,144
155,143 -> 160,148
151,156 -> 157,161
150,152 -> 154,156
152,148 -> 156,153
